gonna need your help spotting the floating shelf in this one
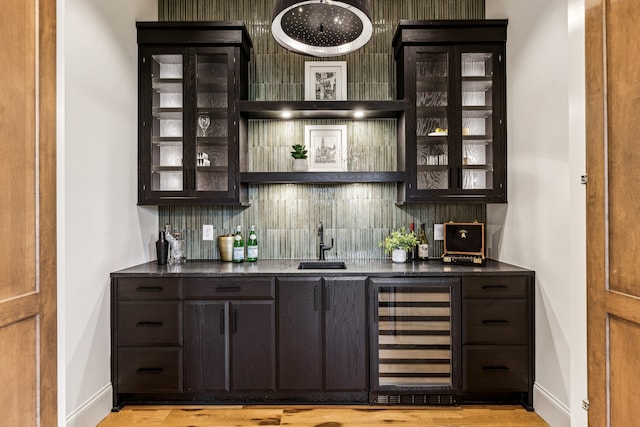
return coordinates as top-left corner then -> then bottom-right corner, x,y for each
238,100 -> 406,119
240,171 -> 405,184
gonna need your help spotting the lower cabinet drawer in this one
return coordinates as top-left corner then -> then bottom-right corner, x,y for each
117,348 -> 182,392
117,301 -> 181,346
463,346 -> 529,392
463,300 -> 528,345
183,277 -> 275,299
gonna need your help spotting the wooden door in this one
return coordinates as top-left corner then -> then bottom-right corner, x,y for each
277,277 -> 323,390
184,301 -> 227,391
586,0 -> 640,425
230,300 -> 276,391
0,0 -> 57,425
325,277 -> 367,391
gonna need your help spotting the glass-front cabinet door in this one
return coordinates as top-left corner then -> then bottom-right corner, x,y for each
415,50 -> 451,193
460,49 -> 501,195
148,53 -> 184,194
394,21 -> 507,203
139,47 -> 240,204
195,53 -> 230,194
137,22 -> 252,205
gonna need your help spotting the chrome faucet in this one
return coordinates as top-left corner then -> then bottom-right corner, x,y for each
318,222 -> 334,261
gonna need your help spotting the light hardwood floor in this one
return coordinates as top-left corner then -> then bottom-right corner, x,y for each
97,405 -> 549,426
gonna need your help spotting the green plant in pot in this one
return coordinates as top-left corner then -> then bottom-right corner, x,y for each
380,227 -> 419,263
291,144 -> 308,172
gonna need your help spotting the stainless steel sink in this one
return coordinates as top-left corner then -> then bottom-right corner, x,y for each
297,261 -> 347,270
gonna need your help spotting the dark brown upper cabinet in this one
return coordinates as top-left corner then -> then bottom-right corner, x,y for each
137,22 -> 252,205
393,20 -> 508,203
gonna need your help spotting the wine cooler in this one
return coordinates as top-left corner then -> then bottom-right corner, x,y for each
369,277 -> 460,405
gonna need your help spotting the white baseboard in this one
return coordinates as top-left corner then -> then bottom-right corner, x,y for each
66,383 -> 113,427
533,382 -> 571,427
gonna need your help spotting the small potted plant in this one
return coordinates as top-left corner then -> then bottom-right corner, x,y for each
291,144 -> 308,172
380,227 -> 419,263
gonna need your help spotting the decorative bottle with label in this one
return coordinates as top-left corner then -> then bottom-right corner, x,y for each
246,225 -> 258,262
409,223 -> 418,260
232,225 -> 245,263
418,223 -> 429,260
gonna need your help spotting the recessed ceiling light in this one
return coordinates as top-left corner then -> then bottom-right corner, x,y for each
353,110 -> 365,118
281,111 -> 293,119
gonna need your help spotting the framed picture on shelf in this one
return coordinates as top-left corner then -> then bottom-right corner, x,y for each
305,125 -> 347,172
304,61 -> 347,101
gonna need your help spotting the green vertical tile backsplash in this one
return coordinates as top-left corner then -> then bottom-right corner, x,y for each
156,0 -> 486,260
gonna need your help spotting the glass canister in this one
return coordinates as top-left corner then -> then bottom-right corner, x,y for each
169,231 -> 186,264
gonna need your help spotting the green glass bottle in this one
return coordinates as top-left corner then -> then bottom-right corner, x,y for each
232,225 -> 245,263
246,225 -> 258,262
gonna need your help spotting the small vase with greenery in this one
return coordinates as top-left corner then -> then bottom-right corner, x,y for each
291,144 -> 308,172
380,227 -> 419,263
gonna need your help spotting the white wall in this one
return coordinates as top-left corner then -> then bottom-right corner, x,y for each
486,1 -> 587,426
59,0 -> 158,425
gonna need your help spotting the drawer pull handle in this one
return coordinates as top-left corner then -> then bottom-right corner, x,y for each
482,365 -> 509,371
136,286 -> 163,292
482,320 -> 508,326
136,321 -> 163,328
482,285 -> 509,290
137,368 -> 163,375
216,286 -> 241,292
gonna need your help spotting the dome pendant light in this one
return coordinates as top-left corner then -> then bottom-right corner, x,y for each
272,0 -> 373,57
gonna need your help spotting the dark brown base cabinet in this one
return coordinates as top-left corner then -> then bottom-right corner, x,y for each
461,275 -> 534,410
111,271 -> 533,409
277,277 -> 368,397
182,279 -> 276,392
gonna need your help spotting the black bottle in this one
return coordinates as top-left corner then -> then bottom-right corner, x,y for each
156,231 -> 169,265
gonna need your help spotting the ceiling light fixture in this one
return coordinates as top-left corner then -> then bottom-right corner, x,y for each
272,0 -> 373,57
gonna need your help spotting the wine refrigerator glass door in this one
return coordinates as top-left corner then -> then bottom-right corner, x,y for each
150,53 -> 184,192
370,277 -> 460,402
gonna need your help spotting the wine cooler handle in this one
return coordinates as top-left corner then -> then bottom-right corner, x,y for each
220,308 -> 225,335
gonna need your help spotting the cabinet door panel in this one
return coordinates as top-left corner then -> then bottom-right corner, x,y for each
231,300 -> 276,391
325,277 -> 367,391
184,301 -> 227,391
277,277 -> 323,390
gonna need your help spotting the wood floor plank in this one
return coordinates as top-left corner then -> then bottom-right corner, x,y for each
162,407 -> 283,426
281,407 -> 434,426
97,405 -> 549,426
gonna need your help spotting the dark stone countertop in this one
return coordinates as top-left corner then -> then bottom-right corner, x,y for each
111,258 -> 534,278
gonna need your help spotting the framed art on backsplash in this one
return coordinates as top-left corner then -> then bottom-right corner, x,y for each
305,125 -> 347,171
304,61 -> 347,101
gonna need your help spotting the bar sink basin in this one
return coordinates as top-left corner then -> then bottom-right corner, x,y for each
297,261 -> 347,270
